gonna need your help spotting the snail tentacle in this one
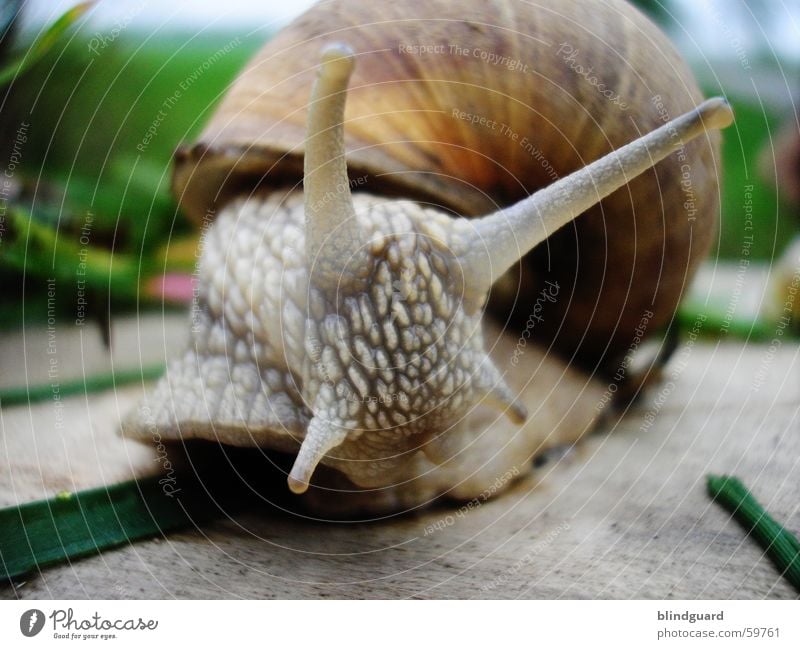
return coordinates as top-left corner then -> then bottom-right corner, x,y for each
459,98 -> 734,298
288,414 -> 350,494
303,42 -> 365,292
473,355 -> 528,424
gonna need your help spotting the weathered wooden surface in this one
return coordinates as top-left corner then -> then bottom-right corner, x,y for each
1,311 -> 798,599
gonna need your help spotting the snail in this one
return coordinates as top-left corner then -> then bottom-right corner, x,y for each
122,0 -> 732,514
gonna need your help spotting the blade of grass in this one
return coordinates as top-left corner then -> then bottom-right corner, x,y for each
0,2 -> 93,86
677,300 -> 784,341
707,474 -> 800,592
2,206 -> 143,298
0,470 -> 255,582
0,364 -> 166,408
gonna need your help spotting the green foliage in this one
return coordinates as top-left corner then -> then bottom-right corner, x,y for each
0,2 -> 92,86
712,97 -> 791,261
0,23 -> 265,327
4,26 -> 263,248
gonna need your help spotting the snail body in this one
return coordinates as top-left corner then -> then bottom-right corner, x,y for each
123,0 -> 732,513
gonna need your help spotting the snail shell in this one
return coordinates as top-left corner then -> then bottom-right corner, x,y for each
174,0 -> 722,370
124,0 -> 730,513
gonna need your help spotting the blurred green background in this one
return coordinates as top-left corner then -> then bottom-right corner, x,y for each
0,0 -> 797,332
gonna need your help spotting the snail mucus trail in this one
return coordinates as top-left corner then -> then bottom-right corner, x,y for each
127,43 -> 733,497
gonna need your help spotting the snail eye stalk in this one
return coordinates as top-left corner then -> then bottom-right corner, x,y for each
457,98 -> 734,302
303,43 -> 366,294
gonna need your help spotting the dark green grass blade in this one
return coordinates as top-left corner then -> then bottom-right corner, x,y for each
707,474 -> 800,592
0,364 -> 166,407
0,471 -> 246,582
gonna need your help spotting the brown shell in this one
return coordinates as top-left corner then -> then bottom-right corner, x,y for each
173,0 -> 721,372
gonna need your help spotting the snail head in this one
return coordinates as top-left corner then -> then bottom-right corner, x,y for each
289,43 -> 733,493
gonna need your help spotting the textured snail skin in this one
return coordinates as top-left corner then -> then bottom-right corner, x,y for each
123,189 -> 526,493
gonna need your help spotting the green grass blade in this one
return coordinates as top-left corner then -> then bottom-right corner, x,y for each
0,2 -> 93,86
707,474 -> 800,592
